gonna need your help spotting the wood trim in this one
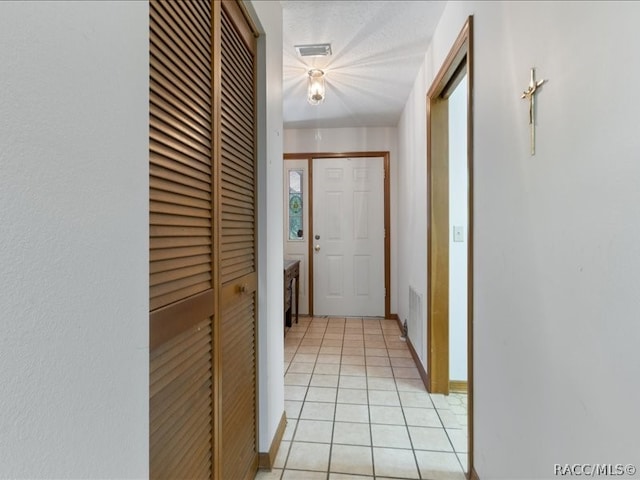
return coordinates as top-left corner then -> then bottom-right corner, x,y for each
211,1 -> 223,478
392,316 -> 429,391
389,313 -> 400,322
285,151 -> 391,318
426,95 -> 450,395
383,153 -> 391,319
284,151 -> 390,160
221,1 -> 256,53
426,19 -> 471,99
307,157 -> 314,316
470,467 -> 480,480
150,289 -> 214,349
466,16 -> 475,477
449,380 -> 468,394
426,14 -> 474,477
258,411 -> 287,470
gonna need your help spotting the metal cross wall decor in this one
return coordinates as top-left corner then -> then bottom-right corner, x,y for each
521,67 -> 546,155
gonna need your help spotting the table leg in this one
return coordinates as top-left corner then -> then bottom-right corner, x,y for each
294,274 -> 299,324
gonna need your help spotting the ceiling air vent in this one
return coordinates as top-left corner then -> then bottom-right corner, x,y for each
295,43 -> 332,57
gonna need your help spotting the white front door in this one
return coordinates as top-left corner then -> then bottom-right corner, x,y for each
313,157 -> 385,317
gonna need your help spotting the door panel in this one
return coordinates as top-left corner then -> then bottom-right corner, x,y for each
217,2 -> 258,479
313,157 -> 384,316
149,1 -> 213,478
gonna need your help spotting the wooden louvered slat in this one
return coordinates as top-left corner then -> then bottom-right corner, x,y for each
151,104 -> 211,155
150,36 -> 211,107
150,162 -> 210,189
150,282 -> 212,312
155,2 -> 210,67
221,171 -> 253,190
221,100 -> 253,139
150,83 -> 211,134
220,188 -> 254,206
150,1 -> 214,478
150,42 -> 211,109
151,175 -> 211,201
221,242 -> 253,253
151,2 -> 211,83
221,139 -> 254,168
167,1 -> 210,46
151,254 -> 212,275
150,339 -> 211,401
150,190 -> 211,210
150,200 -> 209,219
151,235 -> 210,250
150,131 -> 211,171
150,245 -> 211,262
220,203 -> 253,216
220,292 -> 256,480
151,271 -> 211,300
150,318 -> 212,480
221,90 -> 254,127
151,150 -> 210,184
221,164 -> 254,190
151,213 -> 211,229
221,115 -> 253,152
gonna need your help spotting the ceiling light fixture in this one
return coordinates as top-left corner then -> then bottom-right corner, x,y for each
307,69 -> 325,105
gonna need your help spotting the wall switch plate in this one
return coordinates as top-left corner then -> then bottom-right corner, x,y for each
453,226 -> 464,242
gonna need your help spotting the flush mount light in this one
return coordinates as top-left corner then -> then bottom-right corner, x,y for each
307,69 -> 325,105
295,43 -> 332,57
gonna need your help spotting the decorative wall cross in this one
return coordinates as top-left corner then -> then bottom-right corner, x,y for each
521,68 -> 546,155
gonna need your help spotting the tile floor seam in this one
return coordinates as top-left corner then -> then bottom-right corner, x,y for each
324,320 -> 344,480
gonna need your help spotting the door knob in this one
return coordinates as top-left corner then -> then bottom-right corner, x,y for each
239,284 -> 248,294
314,244 -> 321,252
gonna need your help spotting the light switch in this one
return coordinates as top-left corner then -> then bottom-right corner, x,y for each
453,226 -> 464,242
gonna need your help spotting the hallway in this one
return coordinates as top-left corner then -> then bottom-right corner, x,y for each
256,317 -> 468,480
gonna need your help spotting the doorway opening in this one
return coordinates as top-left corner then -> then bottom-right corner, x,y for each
426,16 -> 474,476
284,152 -> 391,318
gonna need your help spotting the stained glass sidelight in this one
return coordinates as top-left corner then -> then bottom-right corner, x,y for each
288,170 -> 304,240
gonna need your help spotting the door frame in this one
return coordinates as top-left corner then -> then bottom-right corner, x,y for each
284,152 -> 391,318
426,16 -> 475,475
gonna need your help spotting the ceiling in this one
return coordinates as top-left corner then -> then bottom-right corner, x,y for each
281,1 -> 446,129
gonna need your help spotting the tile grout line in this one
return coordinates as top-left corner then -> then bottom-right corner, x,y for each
365,318 -> 376,480
383,324 -> 424,480
324,316 -> 344,480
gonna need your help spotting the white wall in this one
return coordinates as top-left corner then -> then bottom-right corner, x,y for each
398,1 -> 640,477
397,66 -> 429,363
0,2 -> 149,478
284,127 -> 399,314
449,76 -> 468,382
247,0 -> 286,455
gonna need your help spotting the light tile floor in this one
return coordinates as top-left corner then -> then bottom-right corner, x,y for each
255,316 -> 468,480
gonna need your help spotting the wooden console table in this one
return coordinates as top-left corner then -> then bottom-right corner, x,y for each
284,259 -> 300,332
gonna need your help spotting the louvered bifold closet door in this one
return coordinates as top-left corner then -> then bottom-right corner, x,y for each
216,2 -> 259,480
149,1 -> 214,479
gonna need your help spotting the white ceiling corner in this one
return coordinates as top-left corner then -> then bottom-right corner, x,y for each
281,0 -> 446,129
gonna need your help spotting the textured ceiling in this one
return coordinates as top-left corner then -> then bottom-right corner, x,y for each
281,1 -> 446,129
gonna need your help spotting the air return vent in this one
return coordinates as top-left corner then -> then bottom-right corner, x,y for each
295,43 -> 332,57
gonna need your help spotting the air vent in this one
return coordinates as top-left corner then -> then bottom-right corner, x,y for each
295,43 -> 332,57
